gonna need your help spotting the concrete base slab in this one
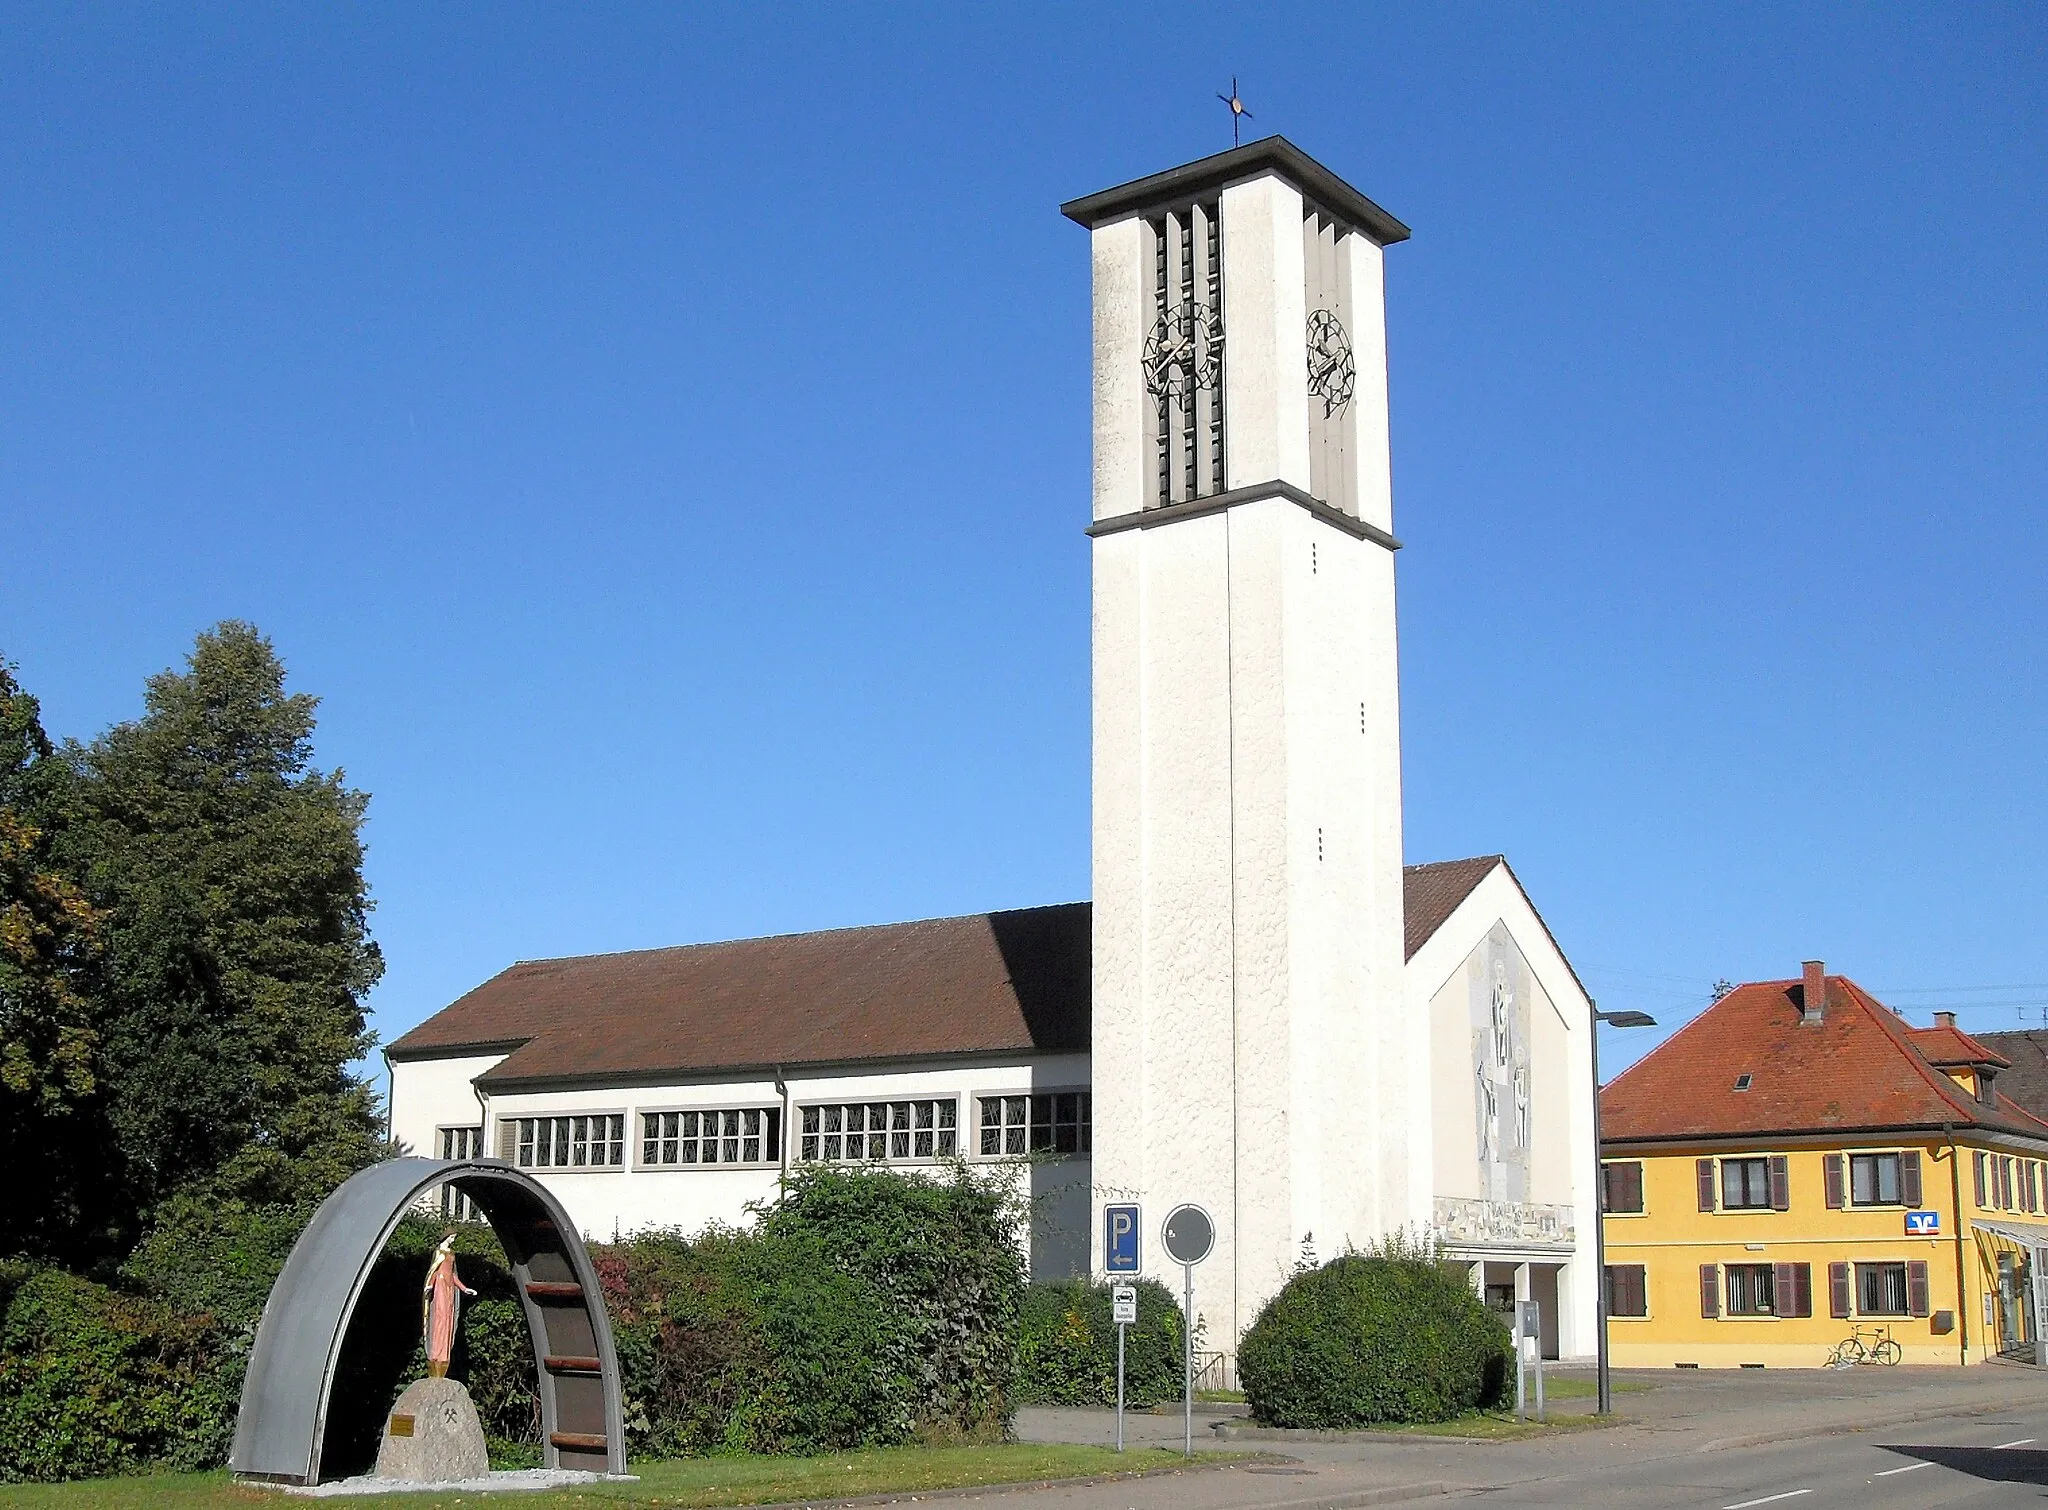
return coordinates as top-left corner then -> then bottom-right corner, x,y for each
283,1468 -> 640,1497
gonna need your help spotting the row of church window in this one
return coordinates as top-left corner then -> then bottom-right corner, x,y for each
1605,1259 -> 1930,1320
487,1091 -> 1093,1173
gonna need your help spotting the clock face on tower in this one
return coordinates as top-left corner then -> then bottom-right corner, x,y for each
1305,308 -> 1355,419
1143,306 -> 1222,402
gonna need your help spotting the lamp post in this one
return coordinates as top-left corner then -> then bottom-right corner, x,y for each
1590,1003 -> 1656,1415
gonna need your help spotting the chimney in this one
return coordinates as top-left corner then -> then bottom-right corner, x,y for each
1935,1011 -> 1958,1029
1801,960 -> 1826,1024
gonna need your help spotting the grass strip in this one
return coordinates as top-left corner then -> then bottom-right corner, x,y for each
0,1443 -> 1250,1510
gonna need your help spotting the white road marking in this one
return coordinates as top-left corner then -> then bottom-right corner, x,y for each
1724,1493 -> 1813,1509
1995,1438 -> 2036,1449
1873,1462 -> 1932,1477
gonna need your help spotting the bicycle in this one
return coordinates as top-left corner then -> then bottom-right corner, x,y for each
1826,1323 -> 1902,1367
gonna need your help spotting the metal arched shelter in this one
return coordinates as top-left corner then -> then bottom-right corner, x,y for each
229,1157 -> 626,1485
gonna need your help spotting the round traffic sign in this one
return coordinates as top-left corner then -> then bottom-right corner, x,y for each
1161,1204 -> 1214,1266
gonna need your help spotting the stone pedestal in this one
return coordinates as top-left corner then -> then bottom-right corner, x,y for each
375,1376 -> 490,1482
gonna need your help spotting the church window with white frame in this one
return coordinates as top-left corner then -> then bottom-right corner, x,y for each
510,1113 -> 625,1170
642,1107 -> 781,1167
800,1099 -> 957,1163
977,1091 -> 1091,1156
437,1125 -> 483,1221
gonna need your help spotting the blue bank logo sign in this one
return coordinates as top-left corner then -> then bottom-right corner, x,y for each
1104,1203 -> 1141,1273
1906,1210 -> 1940,1236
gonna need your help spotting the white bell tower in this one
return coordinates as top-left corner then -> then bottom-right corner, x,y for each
1066,140 -> 1423,1353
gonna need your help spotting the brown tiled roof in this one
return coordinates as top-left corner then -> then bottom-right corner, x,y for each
1602,975 -> 2048,1145
390,904 -> 1091,1088
1974,1031 -> 2048,1124
1403,856 -> 1503,960
1904,1021 -> 2010,1069
389,858 -> 1532,1087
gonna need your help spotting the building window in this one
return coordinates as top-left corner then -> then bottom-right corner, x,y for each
1601,1161 -> 1644,1214
437,1126 -> 483,1221
1856,1261 -> 1910,1317
1725,1263 -> 1776,1316
514,1114 -> 625,1170
1850,1152 -> 1902,1206
642,1108 -> 781,1167
800,1099 -> 958,1163
977,1092 -> 1092,1156
1721,1158 -> 1773,1210
1605,1264 -> 1647,1318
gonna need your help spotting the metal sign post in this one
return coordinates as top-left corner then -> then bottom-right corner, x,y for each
1112,1283 -> 1137,1452
1161,1204 -> 1215,1460
1519,1300 -> 1545,1423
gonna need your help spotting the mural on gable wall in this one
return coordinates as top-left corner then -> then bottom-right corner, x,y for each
1434,921 -> 1577,1252
1472,921 -> 1532,1204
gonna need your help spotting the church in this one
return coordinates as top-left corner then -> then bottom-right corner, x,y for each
388,138 -> 1602,1368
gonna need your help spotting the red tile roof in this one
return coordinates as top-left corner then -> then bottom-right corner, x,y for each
1903,1021 -> 2010,1069
388,858 -> 1533,1087
1601,974 -> 2048,1145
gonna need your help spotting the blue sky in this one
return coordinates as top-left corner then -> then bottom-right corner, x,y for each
3,5 -> 2043,1081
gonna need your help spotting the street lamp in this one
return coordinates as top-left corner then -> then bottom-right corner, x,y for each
1590,1003 -> 1656,1415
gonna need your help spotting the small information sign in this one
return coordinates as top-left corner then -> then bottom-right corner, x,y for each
1112,1284 -> 1138,1326
1104,1204 -> 1142,1273
1906,1210 -> 1941,1236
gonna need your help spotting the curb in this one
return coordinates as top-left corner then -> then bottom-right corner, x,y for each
1697,1397 -> 2021,1453
1214,1426 -> 1502,1447
722,1454 -> 1282,1510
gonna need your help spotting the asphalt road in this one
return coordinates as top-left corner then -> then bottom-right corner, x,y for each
1453,1407 -> 2048,1507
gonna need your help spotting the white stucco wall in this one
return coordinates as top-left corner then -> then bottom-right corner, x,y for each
1088,166 -> 1413,1357
387,1051 -> 504,1161
389,1051 -> 1092,1276
1410,866 -> 1599,1360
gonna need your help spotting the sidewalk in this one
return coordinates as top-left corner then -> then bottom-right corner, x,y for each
985,1365 -> 2048,1509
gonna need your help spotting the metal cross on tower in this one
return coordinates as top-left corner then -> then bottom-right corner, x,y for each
1217,78 -> 1252,146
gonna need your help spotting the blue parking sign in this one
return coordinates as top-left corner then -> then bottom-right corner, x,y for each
1104,1203 -> 1141,1273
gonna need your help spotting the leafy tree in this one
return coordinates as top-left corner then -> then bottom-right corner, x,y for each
0,660 -> 103,1258
59,622 -> 383,1221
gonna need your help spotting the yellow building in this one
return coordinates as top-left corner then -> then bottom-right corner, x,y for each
1600,961 -> 2048,1368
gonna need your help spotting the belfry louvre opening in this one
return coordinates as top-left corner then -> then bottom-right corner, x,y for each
1143,200 -> 1226,507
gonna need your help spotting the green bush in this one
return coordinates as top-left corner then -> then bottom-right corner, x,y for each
756,1163 -> 1025,1442
597,1162 -> 1026,1457
1236,1244 -> 1512,1428
0,1163 -> 1025,1478
0,1269 -> 226,1481
1014,1279 -> 1183,1407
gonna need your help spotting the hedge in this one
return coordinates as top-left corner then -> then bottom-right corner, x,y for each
0,1161 -> 1030,1481
1014,1279 -> 1183,1407
1236,1244 -> 1512,1428
601,1162 -> 1026,1456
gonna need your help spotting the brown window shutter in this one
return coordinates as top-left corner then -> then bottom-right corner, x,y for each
496,1118 -> 516,1161
1773,1262 -> 1796,1318
1628,1265 -> 1647,1318
1625,1162 -> 1644,1213
1823,1152 -> 1845,1209
1770,1154 -> 1790,1211
1793,1262 -> 1814,1318
1907,1260 -> 1931,1318
1829,1261 -> 1852,1319
1697,1158 -> 1718,1212
1900,1150 -> 1923,1208
1700,1263 -> 1720,1319
1974,1151 -> 1987,1207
